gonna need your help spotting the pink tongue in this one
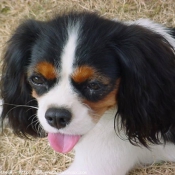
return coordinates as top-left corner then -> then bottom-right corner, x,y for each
48,133 -> 81,153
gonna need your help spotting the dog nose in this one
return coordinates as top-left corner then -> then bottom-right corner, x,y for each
45,108 -> 72,129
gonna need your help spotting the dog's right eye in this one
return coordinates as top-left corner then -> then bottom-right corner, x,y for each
30,76 -> 45,85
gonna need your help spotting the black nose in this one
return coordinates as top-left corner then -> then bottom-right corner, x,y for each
45,108 -> 72,129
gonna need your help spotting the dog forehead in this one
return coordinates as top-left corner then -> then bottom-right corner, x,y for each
30,15 -> 118,80
60,23 -> 80,77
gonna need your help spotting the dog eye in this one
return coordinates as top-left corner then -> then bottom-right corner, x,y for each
87,81 -> 101,91
31,76 -> 45,85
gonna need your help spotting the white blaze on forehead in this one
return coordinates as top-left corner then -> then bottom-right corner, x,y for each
36,21 -> 97,135
60,22 -> 80,77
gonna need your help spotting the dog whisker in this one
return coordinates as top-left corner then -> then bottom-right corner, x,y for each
27,114 -> 46,137
1,103 -> 38,116
2,103 -> 38,109
28,114 -> 38,120
27,116 -> 39,132
26,99 -> 37,104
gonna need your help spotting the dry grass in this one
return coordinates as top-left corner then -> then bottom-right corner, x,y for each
0,0 -> 175,174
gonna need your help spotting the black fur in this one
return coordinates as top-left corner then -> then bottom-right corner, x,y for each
1,12 -> 175,147
113,25 -> 175,146
1,20 -> 42,137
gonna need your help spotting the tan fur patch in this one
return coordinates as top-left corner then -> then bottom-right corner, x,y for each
35,61 -> 56,80
83,79 -> 120,122
32,90 -> 38,98
72,66 -> 95,83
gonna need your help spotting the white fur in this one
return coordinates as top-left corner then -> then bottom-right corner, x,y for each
36,19 -> 175,175
131,19 -> 175,49
60,107 -> 175,175
114,18 -> 175,49
61,22 -> 80,77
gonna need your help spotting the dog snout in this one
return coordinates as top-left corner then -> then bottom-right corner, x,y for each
45,107 -> 72,129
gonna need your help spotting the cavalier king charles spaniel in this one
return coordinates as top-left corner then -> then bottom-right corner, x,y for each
1,12 -> 175,175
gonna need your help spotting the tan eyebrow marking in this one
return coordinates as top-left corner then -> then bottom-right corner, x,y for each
35,61 -> 57,79
72,66 -> 95,83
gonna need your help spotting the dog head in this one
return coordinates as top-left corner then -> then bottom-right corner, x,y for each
1,12 -> 175,148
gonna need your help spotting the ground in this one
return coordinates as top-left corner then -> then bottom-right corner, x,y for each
0,0 -> 175,174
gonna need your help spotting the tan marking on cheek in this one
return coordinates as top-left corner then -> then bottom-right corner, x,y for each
72,66 -> 95,83
83,79 -> 120,122
35,61 -> 56,79
32,90 -> 38,99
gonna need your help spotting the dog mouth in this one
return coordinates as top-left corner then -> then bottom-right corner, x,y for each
48,133 -> 81,153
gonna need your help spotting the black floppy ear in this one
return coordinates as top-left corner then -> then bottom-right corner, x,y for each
1,20 -> 43,137
113,25 -> 175,146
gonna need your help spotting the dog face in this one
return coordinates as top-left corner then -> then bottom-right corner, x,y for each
2,12 -> 175,147
27,15 -> 120,136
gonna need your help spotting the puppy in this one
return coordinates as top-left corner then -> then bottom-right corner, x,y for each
1,12 -> 175,175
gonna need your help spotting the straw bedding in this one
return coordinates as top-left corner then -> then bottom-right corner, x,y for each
0,0 -> 175,174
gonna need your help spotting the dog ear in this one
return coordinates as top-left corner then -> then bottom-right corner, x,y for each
112,25 -> 175,146
1,20 -> 44,137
